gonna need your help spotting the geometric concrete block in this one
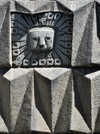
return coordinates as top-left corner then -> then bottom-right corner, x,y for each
73,69 -> 100,133
91,1 -> 100,65
34,68 -> 73,133
0,68 -> 34,133
73,69 -> 91,132
57,0 -> 94,12
0,68 -> 54,133
71,1 -> 100,67
0,68 -> 11,132
72,2 -> 94,67
0,70 -> 9,133
1,67 -> 98,134
86,70 -> 100,133
0,1 -> 12,67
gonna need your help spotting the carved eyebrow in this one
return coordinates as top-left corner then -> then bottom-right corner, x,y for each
46,33 -> 51,35
32,34 -> 38,38
46,33 -> 52,37
33,32 -> 38,36
33,35 -> 38,37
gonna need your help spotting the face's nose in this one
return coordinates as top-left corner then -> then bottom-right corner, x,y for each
39,37 -> 46,48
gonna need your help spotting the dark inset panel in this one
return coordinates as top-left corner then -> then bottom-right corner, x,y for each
11,12 -> 73,67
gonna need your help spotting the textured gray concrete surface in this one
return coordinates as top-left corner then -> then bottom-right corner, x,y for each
0,0 -> 100,134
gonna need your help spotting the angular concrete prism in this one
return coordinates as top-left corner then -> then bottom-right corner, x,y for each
0,1 -> 12,67
73,69 -> 91,130
0,68 -> 34,133
34,68 -> 73,133
72,2 -> 94,67
1,68 -> 100,133
73,68 -> 100,133
0,68 -> 74,133
71,0 -> 100,67
86,70 -> 100,133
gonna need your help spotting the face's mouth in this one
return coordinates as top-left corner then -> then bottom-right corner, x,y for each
30,47 -> 53,52
39,45 -> 45,48
30,42 -> 53,52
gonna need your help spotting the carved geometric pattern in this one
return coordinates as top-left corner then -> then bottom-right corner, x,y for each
73,68 -> 100,133
1,68 -> 100,133
71,1 -> 99,67
0,0 -> 100,134
11,12 -> 73,67
0,1 -> 11,67
34,68 -> 73,133
0,68 -> 73,133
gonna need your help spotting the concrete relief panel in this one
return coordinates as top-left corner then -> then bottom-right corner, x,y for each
1,0 -> 100,134
28,27 -> 54,51
11,12 -> 73,67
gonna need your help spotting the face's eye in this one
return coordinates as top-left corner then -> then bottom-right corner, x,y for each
33,37 -> 38,41
46,36 -> 51,40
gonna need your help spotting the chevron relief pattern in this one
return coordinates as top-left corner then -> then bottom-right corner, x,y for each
1,68 -> 100,133
0,68 -> 73,133
0,0 -> 100,134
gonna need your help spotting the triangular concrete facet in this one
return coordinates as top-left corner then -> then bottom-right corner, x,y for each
52,70 -> 73,133
71,107 -> 90,133
86,71 -> 100,131
0,1 -> 11,67
0,115 -> 8,132
92,1 -> 100,64
57,0 -> 93,11
94,107 -> 100,133
4,68 -> 33,81
72,2 -> 94,66
73,70 -> 91,129
15,0 -> 31,13
4,69 -> 33,132
34,1 -> 57,13
14,78 -> 32,133
34,70 -> 52,131
35,68 -> 70,80
31,85 -> 51,133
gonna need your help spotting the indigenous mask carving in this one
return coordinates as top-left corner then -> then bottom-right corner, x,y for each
28,27 -> 54,52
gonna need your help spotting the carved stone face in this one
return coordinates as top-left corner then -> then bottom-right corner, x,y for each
28,27 -> 54,51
